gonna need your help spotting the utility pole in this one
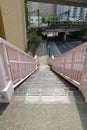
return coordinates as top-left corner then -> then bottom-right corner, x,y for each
67,10 -> 70,21
37,9 -> 40,28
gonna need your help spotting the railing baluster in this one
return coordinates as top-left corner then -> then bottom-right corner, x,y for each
0,54 -> 7,88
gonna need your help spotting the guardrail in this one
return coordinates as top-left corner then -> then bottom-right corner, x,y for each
49,42 -> 87,102
48,21 -> 87,26
0,38 -> 38,103
47,21 -> 87,29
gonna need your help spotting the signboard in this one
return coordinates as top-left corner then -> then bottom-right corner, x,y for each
47,31 -> 58,37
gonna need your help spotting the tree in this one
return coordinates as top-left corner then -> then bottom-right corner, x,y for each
42,16 -> 45,23
42,16 -> 59,23
48,16 -> 58,21
30,30 -> 39,46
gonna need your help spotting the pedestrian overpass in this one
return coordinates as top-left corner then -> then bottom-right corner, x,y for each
1,38 -> 87,129
0,37 -> 87,103
1,0 -> 87,129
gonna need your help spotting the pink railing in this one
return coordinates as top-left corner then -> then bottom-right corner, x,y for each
49,42 -> 87,102
0,38 -> 38,103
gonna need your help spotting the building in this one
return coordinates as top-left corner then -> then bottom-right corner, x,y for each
0,0 -> 27,51
69,7 -> 87,21
30,16 -> 42,25
27,1 -> 39,13
56,5 -> 70,20
27,2 -> 55,17
39,3 -> 55,16
56,5 -> 87,21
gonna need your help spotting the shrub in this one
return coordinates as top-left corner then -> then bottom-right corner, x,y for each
30,30 -> 39,45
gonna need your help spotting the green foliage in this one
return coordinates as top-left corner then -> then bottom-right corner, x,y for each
24,0 -> 29,29
42,16 -> 45,23
29,28 -> 36,33
37,28 -> 44,35
26,29 -> 40,56
48,16 -> 58,21
30,30 -> 39,44
45,17 -> 49,23
42,16 -> 59,23
25,47 -> 29,53
24,0 -> 27,4
25,29 -> 40,55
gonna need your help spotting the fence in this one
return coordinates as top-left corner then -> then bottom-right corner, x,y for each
49,42 -> 87,102
0,38 -> 37,103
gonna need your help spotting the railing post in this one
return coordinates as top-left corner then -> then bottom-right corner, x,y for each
70,51 -> 76,80
3,45 -> 12,81
17,51 -> 22,79
34,55 -> 38,69
63,57 -> 66,75
0,54 -> 7,88
51,55 -> 54,59
25,55 -> 27,76
0,44 -> 14,103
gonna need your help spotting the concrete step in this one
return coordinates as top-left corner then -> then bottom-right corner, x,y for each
14,65 -> 79,104
25,84 -> 66,87
67,90 -> 81,96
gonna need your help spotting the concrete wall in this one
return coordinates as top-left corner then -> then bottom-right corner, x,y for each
0,0 -> 27,51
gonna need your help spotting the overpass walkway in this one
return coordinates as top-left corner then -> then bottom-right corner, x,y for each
0,40 -> 87,130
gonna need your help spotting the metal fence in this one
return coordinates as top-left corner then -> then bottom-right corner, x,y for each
49,42 -> 87,102
0,38 -> 37,102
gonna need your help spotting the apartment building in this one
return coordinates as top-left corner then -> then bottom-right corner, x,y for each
56,5 -> 70,20
56,5 -> 87,21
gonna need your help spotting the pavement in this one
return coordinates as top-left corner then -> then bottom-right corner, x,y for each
0,40 -> 87,130
55,39 -> 83,54
36,41 -> 49,65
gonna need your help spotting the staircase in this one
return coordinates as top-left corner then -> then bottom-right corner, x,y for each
14,64 -> 83,104
14,41 -> 70,104
11,41 -> 87,130
14,66 -> 70,104
14,41 -> 83,105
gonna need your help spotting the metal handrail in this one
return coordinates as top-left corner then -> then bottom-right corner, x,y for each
0,38 -> 38,102
49,41 -> 87,102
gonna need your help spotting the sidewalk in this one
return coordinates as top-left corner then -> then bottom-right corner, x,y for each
36,40 -> 49,65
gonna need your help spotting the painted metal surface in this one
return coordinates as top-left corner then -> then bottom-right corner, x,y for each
49,42 -> 87,102
0,38 -> 37,103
